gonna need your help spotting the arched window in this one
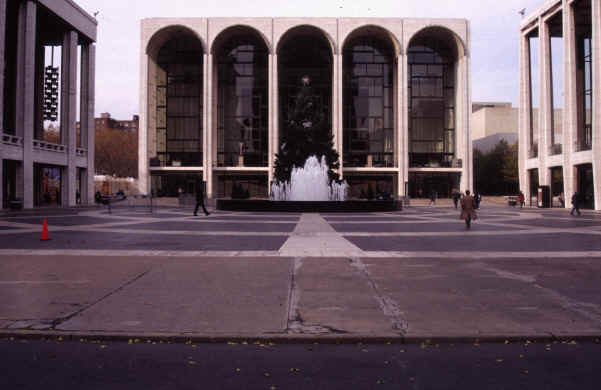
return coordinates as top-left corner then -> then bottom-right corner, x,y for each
216,32 -> 268,167
156,34 -> 203,167
343,34 -> 394,167
278,27 -> 333,146
408,34 -> 456,168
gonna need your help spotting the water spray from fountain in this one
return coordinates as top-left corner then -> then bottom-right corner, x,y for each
271,156 -> 348,201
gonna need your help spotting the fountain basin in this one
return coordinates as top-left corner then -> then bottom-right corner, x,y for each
216,199 -> 402,213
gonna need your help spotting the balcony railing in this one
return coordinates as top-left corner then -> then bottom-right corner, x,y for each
76,148 -> 88,157
548,143 -> 562,156
409,153 -> 462,168
574,139 -> 592,152
1,132 -> 22,146
344,153 -> 395,168
32,140 -> 66,153
216,152 -> 267,168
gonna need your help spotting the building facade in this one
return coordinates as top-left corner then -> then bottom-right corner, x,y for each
0,0 -> 97,209
139,18 -> 472,199
519,0 -> 600,209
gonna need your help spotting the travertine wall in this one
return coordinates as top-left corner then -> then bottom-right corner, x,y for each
519,0 -> 600,210
139,17 -> 473,198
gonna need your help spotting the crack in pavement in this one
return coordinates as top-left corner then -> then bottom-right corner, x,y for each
48,268 -> 155,330
349,258 -> 408,335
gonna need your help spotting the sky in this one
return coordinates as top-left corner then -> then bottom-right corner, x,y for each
74,0 -> 548,120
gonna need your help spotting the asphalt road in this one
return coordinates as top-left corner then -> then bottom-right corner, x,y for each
2,338 -> 600,390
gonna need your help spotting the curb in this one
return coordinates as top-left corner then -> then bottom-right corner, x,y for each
2,330 -> 600,345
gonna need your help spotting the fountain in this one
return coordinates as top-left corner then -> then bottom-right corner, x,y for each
271,156 -> 347,201
216,154 -> 400,212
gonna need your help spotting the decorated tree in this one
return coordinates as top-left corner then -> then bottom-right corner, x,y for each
273,76 -> 340,183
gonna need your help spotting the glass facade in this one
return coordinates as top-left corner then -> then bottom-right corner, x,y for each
156,35 -> 203,167
580,36 -> 592,150
217,34 -> 268,167
343,36 -> 394,167
408,172 -> 459,199
548,11 -> 564,154
34,164 -> 62,207
528,30 -> 540,158
278,31 -> 332,145
408,36 -> 456,167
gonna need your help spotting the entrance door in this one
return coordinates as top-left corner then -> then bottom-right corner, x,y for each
577,163 -> 594,209
550,167 -> 564,207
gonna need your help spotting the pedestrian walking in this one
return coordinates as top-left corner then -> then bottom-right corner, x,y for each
460,190 -> 477,229
194,180 -> 210,217
570,192 -> 581,216
452,189 -> 460,209
474,192 -> 482,209
518,191 -> 525,209
429,191 -> 437,206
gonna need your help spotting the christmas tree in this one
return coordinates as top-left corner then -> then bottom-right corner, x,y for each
274,75 -> 340,183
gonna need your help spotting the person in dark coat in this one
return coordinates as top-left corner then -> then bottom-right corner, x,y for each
518,191 -> 525,209
452,189 -> 460,209
570,192 -> 581,216
460,190 -> 477,229
194,180 -> 210,216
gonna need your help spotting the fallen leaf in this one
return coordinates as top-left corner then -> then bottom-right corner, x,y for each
496,359 -> 503,363
188,360 -> 197,365
264,372 -> 271,377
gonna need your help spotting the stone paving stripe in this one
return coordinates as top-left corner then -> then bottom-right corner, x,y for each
346,233 -> 601,252
119,222 -> 297,232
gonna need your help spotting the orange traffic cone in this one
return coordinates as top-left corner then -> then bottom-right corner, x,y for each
40,219 -> 50,241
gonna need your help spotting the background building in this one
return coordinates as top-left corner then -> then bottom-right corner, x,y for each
519,0 -> 600,210
472,102 -> 519,152
1,0 -> 97,209
139,17 -> 473,199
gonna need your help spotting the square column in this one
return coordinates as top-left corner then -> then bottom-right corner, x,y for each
81,44 -> 96,204
334,53 -> 343,177
60,30 -> 78,207
272,54 -> 279,170
592,0 -> 601,210
563,0 -> 577,207
539,17 -> 552,186
400,53 -> 409,195
267,53 -> 274,186
205,53 -> 214,198
15,0 -> 36,209
202,53 -> 208,187
397,54 -> 407,196
519,33 -> 532,198
0,0 -> 7,133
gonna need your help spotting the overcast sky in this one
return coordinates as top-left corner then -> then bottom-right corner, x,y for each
75,0 -> 546,119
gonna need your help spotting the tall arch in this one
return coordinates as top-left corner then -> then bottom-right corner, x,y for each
146,26 -> 205,196
406,26 -> 463,198
277,25 -> 334,153
342,26 -> 397,168
212,26 -> 269,169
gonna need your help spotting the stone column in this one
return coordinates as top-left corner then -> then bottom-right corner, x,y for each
15,0 -> 36,208
397,54 -> 406,196
267,53 -> 274,186
202,53 -> 208,187
563,0 -> 577,207
81,44 -> 96,204
519,33 -> 532,199
592,0 -> 601,210
205,53 -> 214,198
272,54 -> 279,163
400,53 -> 410,196
335,53 -> 343,178
138,41 -> 150,195
60,31 -> 78,207
539,17 -> 552,186
0,0 -> 7,133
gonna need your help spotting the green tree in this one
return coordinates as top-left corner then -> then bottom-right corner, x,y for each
473,139 -> 518,195
273,77 -> 339,183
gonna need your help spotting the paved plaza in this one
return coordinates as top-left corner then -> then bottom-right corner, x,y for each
1,202 -> 601,340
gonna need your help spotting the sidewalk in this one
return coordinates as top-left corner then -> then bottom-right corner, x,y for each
2,254 -> 600,344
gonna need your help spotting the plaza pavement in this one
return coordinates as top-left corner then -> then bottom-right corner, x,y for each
1,201 -> 601,342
